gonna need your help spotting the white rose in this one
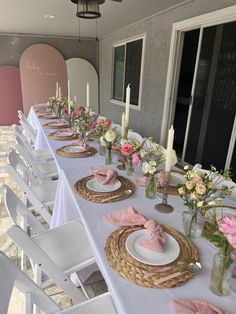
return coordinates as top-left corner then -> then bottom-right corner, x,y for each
184,165 -> 189,171
104,128 -> 117,143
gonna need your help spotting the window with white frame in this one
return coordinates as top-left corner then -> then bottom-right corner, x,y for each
112,35 -> 145,107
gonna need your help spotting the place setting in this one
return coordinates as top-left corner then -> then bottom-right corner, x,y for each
104,206 -> 200,288
43,120 -> 68,129
74,167 -> 135,203
56,140 -> 97,158
48,128 -> 79,141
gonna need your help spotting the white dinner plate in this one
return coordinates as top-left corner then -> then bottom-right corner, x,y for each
205,206 -> 236,218
126,229 -> 180,266
56,131 -> 74,137
64,146 -> 86,153
86,178 -> 121,192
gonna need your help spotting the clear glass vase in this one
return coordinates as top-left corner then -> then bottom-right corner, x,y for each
125,158 -> 134,176
105,147 -> 113,165
182,211 -> 204,238
99,143 -> 107,156
145,174 -> 156,199
209,251 -> 233,296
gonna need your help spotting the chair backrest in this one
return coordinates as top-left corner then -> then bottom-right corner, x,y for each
6,225 -> 87,305
5,149 -> 52,224
18,110 -> 36,136
13,124 -> 34,151
15,141 -> 44,181
0,185 -> 45,234
0,251 -> 60,314
6,148 -> 38,184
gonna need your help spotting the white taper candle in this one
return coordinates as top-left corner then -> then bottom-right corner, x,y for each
86,83 -> 90,109
125,84 -> 130,126
165,125 -> 175,172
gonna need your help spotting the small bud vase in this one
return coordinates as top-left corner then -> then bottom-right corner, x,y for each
182,210 -> 204,239
145,174 -> 156,199
125,158 -> 134,176
209,251 -> 233,296
99,143 -> 107,156
105,147 -> 113,165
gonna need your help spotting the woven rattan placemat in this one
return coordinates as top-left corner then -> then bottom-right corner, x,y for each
43,122 -> 68,129
56,146 -> 97,158
74,175 -> 135,203
48,131 -> 79,141
105,225 -> 199,288
38,114 -> 58,119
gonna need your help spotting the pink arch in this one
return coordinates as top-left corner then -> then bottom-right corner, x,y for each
20,44 -> 67,115
0,66 -> 23,125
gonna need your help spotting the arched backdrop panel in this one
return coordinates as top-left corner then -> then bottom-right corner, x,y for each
0,66 -> 23,125
20,44 -> 67,115
66,58 -> 98,112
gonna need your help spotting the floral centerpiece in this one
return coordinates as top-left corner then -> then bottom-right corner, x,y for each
101,128 -> 117,164
139,138 -> 165,198
95,118 -> 112,137
205,213 -> 236,295
178,165 -> 232,238
63,101 -> 76,127
48,96 -> 67,119
120,139 -> 141,175
73,106 -> 97,143
95,118 -> 112,155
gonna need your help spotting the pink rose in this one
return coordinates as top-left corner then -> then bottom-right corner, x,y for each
219,215 -> 236,249
90,121 -> 96,129
74,106 -> 85,116
132,153 -> 140,165
121,143 -> 133,156
195,184 -> 206,195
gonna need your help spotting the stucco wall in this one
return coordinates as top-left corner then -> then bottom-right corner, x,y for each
99,0 -> 236,143
0,34 -> 98,71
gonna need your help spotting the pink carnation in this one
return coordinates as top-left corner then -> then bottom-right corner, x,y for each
90,121 -> 96,129
121,143 -> 133,156
218,215 -> 236,249
132,153 -> 140,165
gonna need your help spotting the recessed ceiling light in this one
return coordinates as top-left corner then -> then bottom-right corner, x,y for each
44,14 -> 55,19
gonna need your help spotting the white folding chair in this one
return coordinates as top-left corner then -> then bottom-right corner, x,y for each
1,185 -> 97,302
0,251 -> 117,314
5,149 -> 56,224
13,124 -> 53,161
18,110 -> 37,145
15,136 -> 58,181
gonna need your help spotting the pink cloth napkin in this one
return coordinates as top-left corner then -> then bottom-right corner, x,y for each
169,299 -> 228,314
104,207 -> 166,252
139,220 -> 166,253
91,167 -> 117,185
68,140 -> 89,149
104,206 -> 147,226
136,171 -> 165,188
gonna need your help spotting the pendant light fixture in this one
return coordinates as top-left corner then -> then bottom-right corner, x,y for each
71,0 -> 105,19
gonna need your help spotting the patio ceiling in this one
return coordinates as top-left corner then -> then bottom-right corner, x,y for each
0,0 -> 190,38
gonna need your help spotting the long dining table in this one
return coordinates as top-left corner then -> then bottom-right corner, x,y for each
28,107 -> 236,314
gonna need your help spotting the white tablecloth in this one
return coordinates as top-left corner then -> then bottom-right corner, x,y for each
28,107 -> 236,314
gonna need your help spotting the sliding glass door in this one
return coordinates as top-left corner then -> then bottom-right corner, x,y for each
173,21 -> 236,178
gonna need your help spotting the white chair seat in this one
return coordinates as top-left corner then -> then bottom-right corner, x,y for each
32,220 -> 94,273
37,160 -> 58,177
59,293 -> 117,314
30,180 -> 57,204
32,148 -> 53,161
